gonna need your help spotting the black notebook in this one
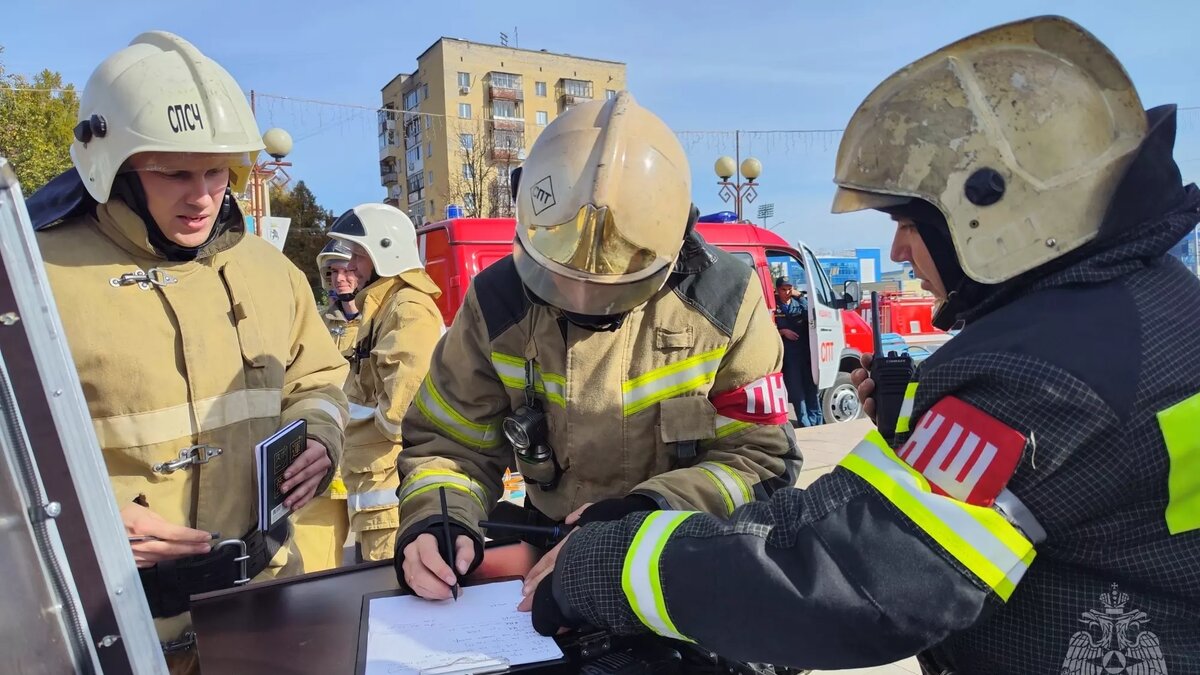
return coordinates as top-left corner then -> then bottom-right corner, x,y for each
255,419 -> 307,532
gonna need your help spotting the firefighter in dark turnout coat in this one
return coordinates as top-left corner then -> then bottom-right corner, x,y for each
528,16 -> 1200,674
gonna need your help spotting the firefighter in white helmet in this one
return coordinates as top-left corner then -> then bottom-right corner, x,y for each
317,238 -> 362,356
27,31 -> 349,671
327,203 -> 444,562
529,17 -> 1200,674
288,239 -> 361,574
394,92 -> 801,602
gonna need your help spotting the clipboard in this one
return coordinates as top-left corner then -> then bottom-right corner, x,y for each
354,576 -> 570,675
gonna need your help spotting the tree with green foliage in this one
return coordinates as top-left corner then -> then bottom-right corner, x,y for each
274,180 -> 337,303
0,46 -> 79,194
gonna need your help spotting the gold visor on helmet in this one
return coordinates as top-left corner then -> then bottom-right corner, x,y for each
525,203 -> 661,277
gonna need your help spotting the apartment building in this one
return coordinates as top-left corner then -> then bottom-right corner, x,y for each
379,37 -> 626,225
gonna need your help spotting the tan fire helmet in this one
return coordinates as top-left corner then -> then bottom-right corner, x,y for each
513,91 -> 692,316
831,16 -> 1148,284
71,31 -> 264,203
317,238 -> 353,291
328,203 -> 423,278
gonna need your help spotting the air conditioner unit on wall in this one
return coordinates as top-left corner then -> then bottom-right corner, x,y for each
459,86 -> 470,95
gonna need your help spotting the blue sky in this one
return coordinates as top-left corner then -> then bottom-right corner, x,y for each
5,1 -> 1199,262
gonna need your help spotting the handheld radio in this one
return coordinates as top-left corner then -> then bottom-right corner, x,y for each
869,291 -> 915,441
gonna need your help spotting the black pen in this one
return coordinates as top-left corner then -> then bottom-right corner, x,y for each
439,486 -> 458,601
477,520 -> 567,540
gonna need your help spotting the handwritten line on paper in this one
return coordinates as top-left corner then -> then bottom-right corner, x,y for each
364,580 -> 563,675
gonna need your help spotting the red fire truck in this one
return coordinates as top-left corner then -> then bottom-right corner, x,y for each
416,217 -> 872,423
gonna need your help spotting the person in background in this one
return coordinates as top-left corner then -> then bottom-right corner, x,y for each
327,203 -> 445,562
775,277 -> 822,427
318,238 -> 362,357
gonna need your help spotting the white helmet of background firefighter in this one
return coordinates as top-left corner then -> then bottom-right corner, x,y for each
71,31 -> 263,204
513,91 -> 693,318
317,238 -> 356,301
830,16 -> 1148,327
327,203 -> 422,283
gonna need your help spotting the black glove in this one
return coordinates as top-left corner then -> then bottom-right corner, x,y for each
531,570 -> 584,637
573,493 -> 658,527
393,519 -> 483,590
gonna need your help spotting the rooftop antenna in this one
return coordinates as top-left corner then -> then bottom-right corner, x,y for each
499,31 -> 508,47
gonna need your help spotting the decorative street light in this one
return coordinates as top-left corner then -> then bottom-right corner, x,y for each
714,148 -> 761,223
247,127 -> 293,232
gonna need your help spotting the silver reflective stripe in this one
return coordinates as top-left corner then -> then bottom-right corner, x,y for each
349,403 -> 376,420
491,353 -> 524,383
994,488 -> 1047,545
375,408 -> 404,438
491,353 -> 566,407
695,462 -> 751,514
347,488 -> 400,512
847,435 -> 1033,594
623,348 -> 725,416
622,511 -> 695,641
287,397 -> 348,430
398,470 -> 488,512
413,379 -> 501,449
93,388 -> 282,449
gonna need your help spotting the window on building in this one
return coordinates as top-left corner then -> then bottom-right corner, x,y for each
494,130 -> 522,150
535,81 -> 547,97
459,103 -> 472,119
421,83 -> 429,100
457,71 -> 471,88
606,89 -> 617,100
491,72 -> 521,89
536,111 -> 548,126
404,89 -> 420,110
425,115 -> 432,130
426,141 -> 433,158
463,163 -> 475,181
464,193 -> 476,212
562,79 -> 592,98
427,170 -> 433,187
493,99 -> 518,119
406,146 -> 420,166
460,133 -> 474,150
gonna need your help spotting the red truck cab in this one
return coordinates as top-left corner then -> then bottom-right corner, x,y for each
417,218 -> 870,423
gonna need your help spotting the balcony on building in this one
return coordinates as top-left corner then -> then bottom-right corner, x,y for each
489,96 -> 525,133
557,78 -> 593,112
488,72 -> 524,103
379,158 -> 399,187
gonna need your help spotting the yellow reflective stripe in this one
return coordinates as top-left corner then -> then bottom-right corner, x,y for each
490,352 -> 566,408
621,511 -> 697,642
1158,391 -> 1200,535
839,431 -> 1034,601
894,382 -> 919,435
715,415 -> 755,440
623,348 -> 726,416
696,462 -> 751,514
413,378 -> 501,449
398,469 -> 488,513
92,388 -> 282,449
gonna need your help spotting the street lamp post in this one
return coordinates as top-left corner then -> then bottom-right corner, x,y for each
247,127 -> 293,233
714,136 -> 761,222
